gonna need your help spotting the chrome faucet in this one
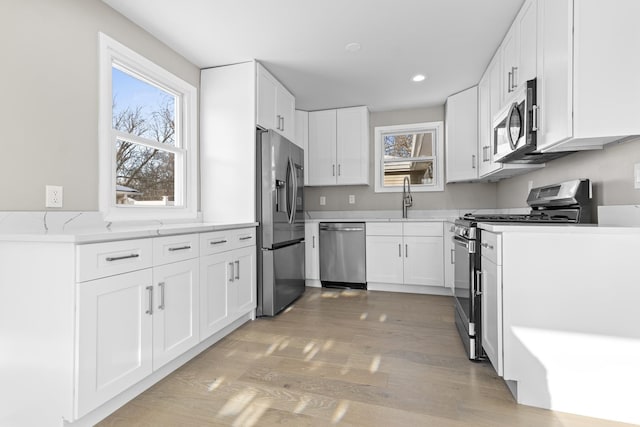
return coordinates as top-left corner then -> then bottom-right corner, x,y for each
402,176 -> 413,219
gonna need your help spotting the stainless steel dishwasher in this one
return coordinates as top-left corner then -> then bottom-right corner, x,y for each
319,222 -> 366,289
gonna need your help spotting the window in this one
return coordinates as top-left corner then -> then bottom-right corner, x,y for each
374,121 -> 444,192
99,33 -> 198,221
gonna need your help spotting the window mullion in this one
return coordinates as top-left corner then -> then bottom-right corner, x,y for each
112,130 -> 184,155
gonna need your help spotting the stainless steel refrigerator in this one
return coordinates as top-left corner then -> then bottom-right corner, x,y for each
256,129 -> 305,316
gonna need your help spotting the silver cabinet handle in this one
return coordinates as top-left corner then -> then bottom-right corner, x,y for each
476,270 -> 483,296
229,262 -> 235,282
312,236 -> 315,248
450,248 -> 455,264
106,253 -> 139,262
276,115 -> 282,130
158,282 -> 165,310
405,244 -> 408,258
507,71 -> 513,93
280,116 -> 285,132
168,245 -> 191,252
239,236 -> 253,241
332,164 -> 335,177
398,243 -> 402,257
512,66 -> 518,89
235,260 -> 240,280
338,164 -> 341,176
145,286 -> 153,315
210,239 -> 227,245
472,154 -> 476,169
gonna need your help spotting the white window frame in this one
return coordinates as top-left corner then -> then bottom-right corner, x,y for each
374,121 -> 444,193
98,33 -> 198,221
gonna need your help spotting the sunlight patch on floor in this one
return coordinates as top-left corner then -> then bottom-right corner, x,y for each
294,395 -> 312,414
207,376 -> 225,392
360,312 -> 368,320
379,313 -> 387,322
233,398 -> 272,427
219,389 -> 257,416
369,355 -> 381,373
331,400 -> 350,424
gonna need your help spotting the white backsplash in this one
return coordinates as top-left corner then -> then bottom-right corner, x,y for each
597,205 -> 640,226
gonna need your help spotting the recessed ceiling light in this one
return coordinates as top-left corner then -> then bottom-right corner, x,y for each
412,74 -> 427,82
345,42 -> 361,52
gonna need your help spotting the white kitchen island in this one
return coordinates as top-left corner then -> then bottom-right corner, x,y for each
478,223 -> 640,425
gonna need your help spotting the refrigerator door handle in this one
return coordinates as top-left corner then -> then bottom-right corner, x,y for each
287,156 -> 296,224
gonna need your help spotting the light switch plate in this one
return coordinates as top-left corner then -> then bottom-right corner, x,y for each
635,163 -> 640,189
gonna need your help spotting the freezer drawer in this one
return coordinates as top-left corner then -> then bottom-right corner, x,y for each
258,240 -> 305,316
319,222 -> 366,288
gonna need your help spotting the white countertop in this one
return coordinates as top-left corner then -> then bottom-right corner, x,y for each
478,221 -> 640,234
0,221 -> 258,244
306,218 -> 453,223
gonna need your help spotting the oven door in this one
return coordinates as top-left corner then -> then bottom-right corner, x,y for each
453,235 -> 479,359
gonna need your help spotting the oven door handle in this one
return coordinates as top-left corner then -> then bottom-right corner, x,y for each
453,235 -> 476,254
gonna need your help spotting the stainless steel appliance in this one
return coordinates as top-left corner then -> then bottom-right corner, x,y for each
453,179 -> 593,359
256,129 -> 305,316
319,222 -> 366,289
493,78 -> 571,164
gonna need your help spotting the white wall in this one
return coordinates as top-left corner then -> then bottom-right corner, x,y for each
0,0 -> 200,211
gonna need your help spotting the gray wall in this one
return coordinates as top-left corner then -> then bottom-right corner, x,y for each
304,106 -> 498,211
496,137 -> 640,210
1,0 -> 200,211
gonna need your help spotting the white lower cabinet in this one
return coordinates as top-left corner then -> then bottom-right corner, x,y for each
366,222 -> 444,289
199,229 -> 256,341
152,258 -> 200,370
77,269 -> 154,418
480,230 -> 503,376
304,221 -> 319,281
443,222 -> 455,291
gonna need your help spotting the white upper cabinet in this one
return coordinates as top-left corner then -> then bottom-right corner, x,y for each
536,0 -> 640,153
445,86 -> 478,183
307,106 -> 369,186
257,63 -> 295,141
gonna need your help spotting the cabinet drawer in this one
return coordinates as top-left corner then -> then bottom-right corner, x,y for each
153,234 -> 199,265
366,222 -> 402,236
200,227 -> 256,256
480,231 -> 501,265
76,238 -> 153,282
403,222 -> 443,237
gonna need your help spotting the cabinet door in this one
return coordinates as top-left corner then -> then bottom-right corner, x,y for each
308,110 -> 337,185
276,85 -> 295,141
76,269 -> 153,418
481,255 -> 503,376
403,236 -> 444,287
256,65 -> 277,132
305,221 -> 319,280
230,245 -> 256,318
445,87 -> 478,182
443,223 -> 455,291
365,235 -> 403,284
295,110 -> 309,184
518,0 -> 537,85
199,252 -> 230,340
152,259 -> 200,370
501,25 -> 518,103
336,106 -> 369,185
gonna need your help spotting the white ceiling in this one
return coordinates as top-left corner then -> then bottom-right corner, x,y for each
102,0 -> 524,112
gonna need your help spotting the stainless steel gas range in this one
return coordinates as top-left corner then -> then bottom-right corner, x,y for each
453,179 -> 593,360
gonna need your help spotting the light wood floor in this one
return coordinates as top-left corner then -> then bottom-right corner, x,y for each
99,288 -> 631,427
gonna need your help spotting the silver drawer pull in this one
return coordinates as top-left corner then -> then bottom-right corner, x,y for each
229,262 -> 235,282
168,245 -> 191,252
235,260 -> 240,280
239,236 -> 253,241
158,282 -> 165,310
105,253 -> 140,262
210,240 -> 228,245
145,286 -> 153,315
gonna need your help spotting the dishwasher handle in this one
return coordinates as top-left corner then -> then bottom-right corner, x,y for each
319,223 -> 365,232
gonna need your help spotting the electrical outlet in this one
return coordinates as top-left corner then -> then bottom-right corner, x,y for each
319,196 -> 326,206
348,195 -> 355,204
46,185 -> 63,208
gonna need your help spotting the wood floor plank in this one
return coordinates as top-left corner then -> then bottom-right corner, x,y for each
98,288 -> 633,427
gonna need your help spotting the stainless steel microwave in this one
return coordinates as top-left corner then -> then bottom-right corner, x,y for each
493,78 -> 570,164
